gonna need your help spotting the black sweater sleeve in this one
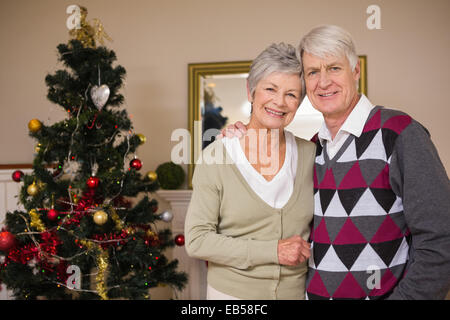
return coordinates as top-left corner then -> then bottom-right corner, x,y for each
388,120 -> 450,299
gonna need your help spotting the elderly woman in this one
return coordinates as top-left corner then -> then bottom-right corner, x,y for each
184,43 -> 316,300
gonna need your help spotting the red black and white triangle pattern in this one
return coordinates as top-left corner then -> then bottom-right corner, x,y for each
307,107 -> 412,300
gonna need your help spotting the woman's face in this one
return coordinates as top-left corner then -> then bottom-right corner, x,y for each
247,72 -> 302,130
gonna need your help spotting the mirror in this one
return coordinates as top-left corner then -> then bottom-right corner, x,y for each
187,61 -> 251,188
187,57 -> 367,188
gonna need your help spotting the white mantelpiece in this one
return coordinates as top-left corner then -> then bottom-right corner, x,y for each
156,189 -> 207,300
0,168 -> 32,300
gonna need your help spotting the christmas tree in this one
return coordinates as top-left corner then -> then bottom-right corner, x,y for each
0,7 -> 187,300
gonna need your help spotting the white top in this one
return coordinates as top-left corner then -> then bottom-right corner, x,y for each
318,94 -> 375,159
221,130 -> 297,209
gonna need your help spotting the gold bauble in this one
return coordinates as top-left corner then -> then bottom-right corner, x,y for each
93,210 -> 108,225
27,182 -> 39,196
28,119 -> 42,132
137,133 -> 146,145
146,171 -> 157,182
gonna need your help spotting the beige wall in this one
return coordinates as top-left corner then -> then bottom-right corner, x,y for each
1,0 -> 449,298
1,0 -> 449,173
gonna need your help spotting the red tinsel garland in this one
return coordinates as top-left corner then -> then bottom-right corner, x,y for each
90,230 -> 129,250
3,230 -> 68,282
61,189 -> 99,227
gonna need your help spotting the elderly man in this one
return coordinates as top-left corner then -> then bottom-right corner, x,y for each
298,24 -> 450,300
225,25 -> 450,299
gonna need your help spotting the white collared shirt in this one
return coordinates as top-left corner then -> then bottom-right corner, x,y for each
221,130 -> 297,209
318,94 -> 375,159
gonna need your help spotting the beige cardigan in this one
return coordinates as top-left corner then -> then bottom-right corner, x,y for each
185,137 -> 316,299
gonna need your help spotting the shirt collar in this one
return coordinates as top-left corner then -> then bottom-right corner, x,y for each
318,94 -> 375,146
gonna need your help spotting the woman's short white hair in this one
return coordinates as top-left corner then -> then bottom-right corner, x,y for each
298,25 -> 358,71
247,42 -> 305,101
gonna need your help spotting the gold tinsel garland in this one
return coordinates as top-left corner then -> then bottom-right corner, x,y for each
79,239 -> 109,300
109,207 -> 124,231
95,247 -> 109,300
28,209 -> 45,232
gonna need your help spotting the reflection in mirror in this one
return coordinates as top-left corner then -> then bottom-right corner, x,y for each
201,73 -> 250,149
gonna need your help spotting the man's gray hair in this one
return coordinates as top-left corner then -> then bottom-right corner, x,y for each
298,25 -> 358,71
247,42 -> 305,101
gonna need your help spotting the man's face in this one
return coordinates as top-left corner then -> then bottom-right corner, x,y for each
302,52 -> 360,121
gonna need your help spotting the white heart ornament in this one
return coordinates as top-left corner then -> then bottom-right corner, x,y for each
90,84 -> 110,110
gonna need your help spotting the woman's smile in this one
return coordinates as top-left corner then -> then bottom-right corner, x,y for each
264,107 -> 286,118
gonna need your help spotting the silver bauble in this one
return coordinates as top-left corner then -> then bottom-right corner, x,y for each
160,210 -> 173,222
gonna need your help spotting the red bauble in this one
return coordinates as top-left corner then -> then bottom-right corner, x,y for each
12,170 -> 24,182
47,209 -> 59,221
86,176 -> 100,188
0,231 -> 16,251
130,158 -> 143,170
174,234 -> 185,246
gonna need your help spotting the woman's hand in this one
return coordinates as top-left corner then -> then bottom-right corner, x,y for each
277,235 -> 311,266
217,121 -> 248,139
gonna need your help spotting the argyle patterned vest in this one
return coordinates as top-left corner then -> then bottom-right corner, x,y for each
306,106 -> 413,300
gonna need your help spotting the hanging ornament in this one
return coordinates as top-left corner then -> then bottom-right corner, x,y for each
174,234 -> 185,246
47,194 -> 59,221
47,209 -> 59,221
136,133 -> 146,145
63,160 -> 81,178
146,171 -> 157,182
90,84 -> 110,110
87,176 -> 100,189
12,170 -> 24,182
130,158 -> 143,171
28,119 -> 42,132
112,131 -> 128,147
87,112 -> 99,129
27,181 -> 39,196
0,231 -> 16,251
93,210 -> 108,225
159,211 -> 173,222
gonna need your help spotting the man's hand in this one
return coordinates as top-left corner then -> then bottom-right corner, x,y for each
277,235 -> 311,266
216,121 -> 248,139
